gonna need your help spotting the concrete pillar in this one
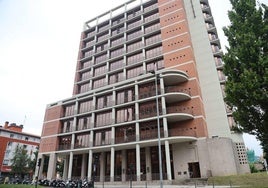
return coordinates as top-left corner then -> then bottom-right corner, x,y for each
37,154 -> 44,180
81,153 -> 87,179
110,147 -> 115,182
145,147 -> 152,181
63,155 -> 69,180
122,150 -> 127,182
136,144 -> 141,181
165,141 -> 172,180
100,152 -> 105,182
88,150 -> 93,181
47,153 -> 57,180
68,152 -> 73,180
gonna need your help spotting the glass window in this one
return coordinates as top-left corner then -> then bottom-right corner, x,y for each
93,77 -> 106,89
127,40 -> 143,52
95,111 -> 112,127
127,52 -> 143,65
94,65 -> 106,76
79,100 -> 93,113
79,82 -> 91,93
116,106 -> 135,123
127,66 -> 143,79
95,53 -> 107,64
116,88 -> 135,104
97,94 -> 113,109
111,47 -> 124,58
77,116 -> 91,130
64,105 -> 75,117
94,129 -> 111,146
75,133 -> 90,148
145,33 -> 161,46
146,46 -> 162,59
109,72 -> 124,84
110,59 -> 124,71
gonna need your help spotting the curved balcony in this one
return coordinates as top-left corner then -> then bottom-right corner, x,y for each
161,70 -> 188,85
165,106 -> 194,122
164,93 -> 191,103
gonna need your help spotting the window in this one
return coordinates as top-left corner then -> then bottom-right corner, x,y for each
127,52 -> 143,65
109,72 -> 124,84
94,129 -> 111,146
97,94 -> 113,109
64,105 -> 75,117
117,88 -> 135,104
93,77 -> 106,89
79,82 -> 90,93
116,106 -> 135,123
94,65 -> 106,76
77,116 -> 91,131
127,40 -> 143,52
79,100 -> 93,113
95,111 -> 112,127
10,134 -> 14,138
145,33 -> 161,45
25,137 -> 29,141
146,46 -> 162,59
127,29 -> 142,40
110,59 -> 123,71
126,66 -> 143,79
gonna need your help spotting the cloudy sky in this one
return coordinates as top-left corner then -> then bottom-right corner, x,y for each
0,0 -> 265,156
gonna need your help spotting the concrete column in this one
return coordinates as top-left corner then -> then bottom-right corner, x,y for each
163,117 -> 168,138
37,154 -> 44,180
100,152 -> 105,182
88,150 -> 93,181
71,134 -> 75,149
81,154 -> 87,179
63,155 -> 69,180
136,144 -> 141,181
122,150 -> 127,182
145,147 -> 152,181
165,141 -> 172,180
68,152 -> 73,180
110,147 -> 115,182
47,153 -> 57,180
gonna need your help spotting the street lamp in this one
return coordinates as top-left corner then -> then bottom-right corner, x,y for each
150,70 -> 163,188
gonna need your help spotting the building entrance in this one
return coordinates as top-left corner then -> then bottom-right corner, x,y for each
188,162 -> 200,178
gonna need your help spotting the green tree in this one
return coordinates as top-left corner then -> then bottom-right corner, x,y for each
10,145 -> 31,178
223,0 -> 268,156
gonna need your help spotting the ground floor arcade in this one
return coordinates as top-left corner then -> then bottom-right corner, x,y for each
37,137 -> 249,182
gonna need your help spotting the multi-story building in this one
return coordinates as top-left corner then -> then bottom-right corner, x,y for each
0,121 -> 40,176
38,0 -> 249,184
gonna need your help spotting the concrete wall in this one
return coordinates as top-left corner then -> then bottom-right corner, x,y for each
172,137 -> 244,180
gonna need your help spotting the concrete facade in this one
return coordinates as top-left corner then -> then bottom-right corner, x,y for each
38,0 -> 250,183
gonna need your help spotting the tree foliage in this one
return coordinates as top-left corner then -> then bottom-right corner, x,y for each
223,0 -> 268,155
10,145 -> 31,177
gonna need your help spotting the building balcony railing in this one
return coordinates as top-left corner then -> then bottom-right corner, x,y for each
140,130 -> 164,141
115,135 -> 136,144
58,144 -> 72,151
168,128 -> 197,137
166,106 -> 194,115
165,86 -> 191,95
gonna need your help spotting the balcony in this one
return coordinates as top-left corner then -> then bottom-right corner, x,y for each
140,129 -> 164,141
115,135 -> 136,144
161,71 -> 188,85
58,144 -> 71,151
168,128 -> 197,137
166,106 -> 194,122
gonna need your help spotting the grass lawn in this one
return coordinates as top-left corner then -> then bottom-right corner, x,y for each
208,172 -> 268,188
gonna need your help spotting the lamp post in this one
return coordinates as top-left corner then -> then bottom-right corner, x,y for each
151,70 -> 163,188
